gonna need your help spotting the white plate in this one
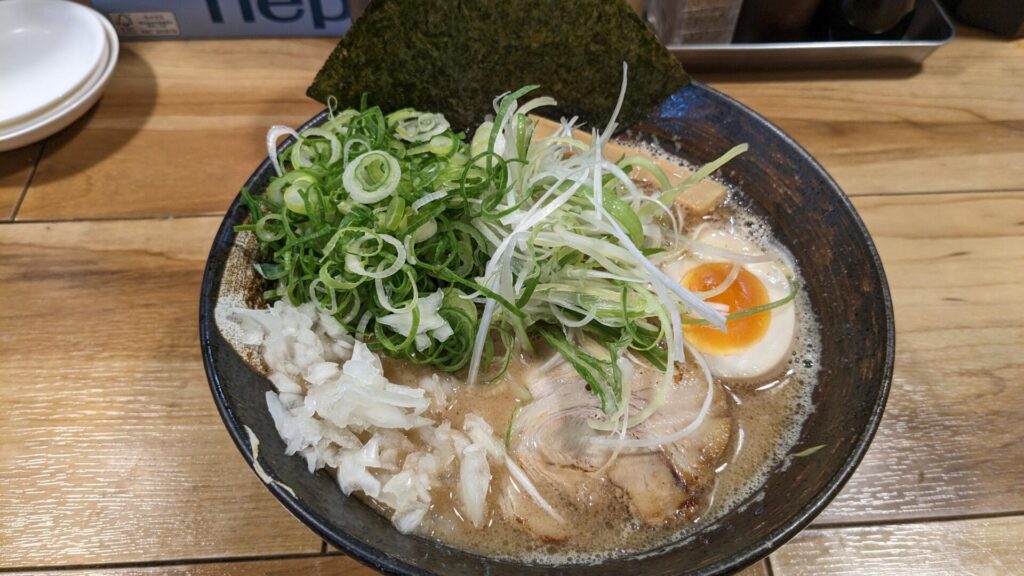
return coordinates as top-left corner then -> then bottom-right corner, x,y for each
0,0 -> 109,128
0,9 -> 119,152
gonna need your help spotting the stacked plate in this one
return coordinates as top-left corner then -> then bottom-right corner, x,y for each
0,0 -> 119,152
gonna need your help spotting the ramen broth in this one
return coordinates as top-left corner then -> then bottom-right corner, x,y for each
368,191 -> 821,563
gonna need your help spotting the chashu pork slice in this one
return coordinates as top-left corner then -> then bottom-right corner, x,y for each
502,357 -> 733,537
605,360 -> 733,524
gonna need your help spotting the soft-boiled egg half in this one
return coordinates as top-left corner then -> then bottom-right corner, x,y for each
665,227 -> 796,382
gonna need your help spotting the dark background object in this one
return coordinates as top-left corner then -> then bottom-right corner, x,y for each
827,0 -> 917,40
734,0 -> 824,42
200,82 -> 895,576
735,0 -> 919,44
955,0 -> 1024,38
671,0 -> 953,71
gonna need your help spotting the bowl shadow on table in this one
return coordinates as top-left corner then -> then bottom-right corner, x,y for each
0,141 -> 42,185
31,47 -> 158,183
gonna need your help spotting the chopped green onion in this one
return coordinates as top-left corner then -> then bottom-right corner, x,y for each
239,79 -> 750,389
504,404 -> 522,449
343,150 -> 401,204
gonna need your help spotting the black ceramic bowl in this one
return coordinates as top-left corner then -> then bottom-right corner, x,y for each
200,81 -> 894,575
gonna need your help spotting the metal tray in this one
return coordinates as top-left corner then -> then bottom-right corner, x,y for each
669,0 -> 955,70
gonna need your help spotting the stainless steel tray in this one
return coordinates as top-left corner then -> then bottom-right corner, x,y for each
668,0 -> 955,70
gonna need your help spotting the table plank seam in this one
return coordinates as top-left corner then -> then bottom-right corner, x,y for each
849,187 -> 1024,199
0,551 -> 332,575
1,212 -> 224,226
808,509 -> 1024,531
9,140 -> 46,222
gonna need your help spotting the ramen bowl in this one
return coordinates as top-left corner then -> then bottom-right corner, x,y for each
200,81 -> 894,575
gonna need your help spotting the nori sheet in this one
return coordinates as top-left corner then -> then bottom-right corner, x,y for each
307,0 -> 688,131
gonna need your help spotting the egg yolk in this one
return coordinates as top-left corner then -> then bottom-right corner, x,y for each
682,263 -> 771,355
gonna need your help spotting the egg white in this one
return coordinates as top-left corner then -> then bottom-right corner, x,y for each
665,228 -> 796,382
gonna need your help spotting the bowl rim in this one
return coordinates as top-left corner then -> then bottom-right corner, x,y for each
199,80 -> 895,576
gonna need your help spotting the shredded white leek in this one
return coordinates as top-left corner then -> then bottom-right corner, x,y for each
464,63 -> 732,404
411,190 -> 448,212
680,234 -> 779,264
266,125 -> 300,177
505,455 -> 566,524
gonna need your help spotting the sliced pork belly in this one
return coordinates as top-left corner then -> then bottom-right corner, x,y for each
502,356 -> 734,537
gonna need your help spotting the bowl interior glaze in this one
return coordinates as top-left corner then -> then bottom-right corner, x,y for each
200,81 -> 894,576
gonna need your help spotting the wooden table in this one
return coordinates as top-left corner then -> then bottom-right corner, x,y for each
1,26 -> 1021,576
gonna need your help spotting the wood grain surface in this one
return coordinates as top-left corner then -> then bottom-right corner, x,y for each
0,21 -> 1022,576
702,30 -> 1024,197
774,516 -> 1024,575
817,192 -> 1024,523
7,29 -> 1023,222
705,30 -> 1024,123
16,40 -> 333,221
0,218 -> 320,568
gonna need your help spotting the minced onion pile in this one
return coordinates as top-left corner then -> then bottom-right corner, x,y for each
238,68 -> 781,434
